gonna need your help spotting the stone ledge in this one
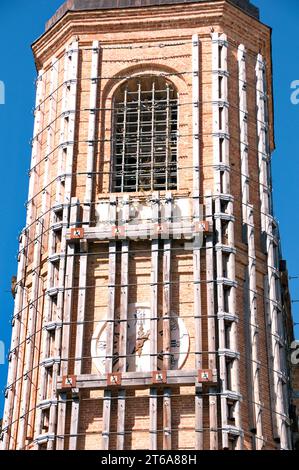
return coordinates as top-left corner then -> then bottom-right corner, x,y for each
46,0 -> 259,31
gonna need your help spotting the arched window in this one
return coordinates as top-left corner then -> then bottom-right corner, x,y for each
112,76 -> 178,192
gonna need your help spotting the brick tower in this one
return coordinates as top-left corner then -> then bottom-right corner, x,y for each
1,0 -> 294,450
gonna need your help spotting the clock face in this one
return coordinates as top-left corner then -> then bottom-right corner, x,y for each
91,304 -> 190,374
90,321 -> 110,374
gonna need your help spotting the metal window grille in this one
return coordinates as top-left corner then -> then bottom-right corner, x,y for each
112,76 -> 178,192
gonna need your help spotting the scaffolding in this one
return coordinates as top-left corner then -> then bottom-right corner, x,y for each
238,43 -> 263,449
0,33 -> 292,452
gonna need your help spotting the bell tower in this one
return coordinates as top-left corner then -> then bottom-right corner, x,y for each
1,0 -> 293,450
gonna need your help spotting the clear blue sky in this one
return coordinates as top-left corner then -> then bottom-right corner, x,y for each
0,0 -> 298,416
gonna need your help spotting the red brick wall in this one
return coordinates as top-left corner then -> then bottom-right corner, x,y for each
6,1 -> 281,450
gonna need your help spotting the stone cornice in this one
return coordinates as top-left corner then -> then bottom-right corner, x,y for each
32,1 -> 268,70
45,0 -> 259,32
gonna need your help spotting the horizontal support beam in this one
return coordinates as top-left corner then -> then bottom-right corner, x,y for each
58,369 -> 218,391
67,221 -> 211,242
